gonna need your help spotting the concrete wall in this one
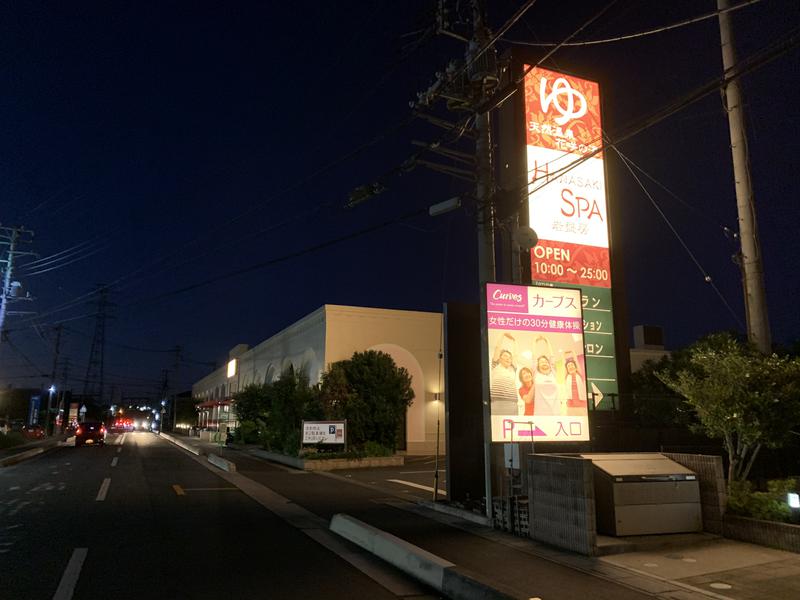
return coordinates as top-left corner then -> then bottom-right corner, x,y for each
191,308 -> 327,401
664,453 -> 726,535
528,454 -> 597,555
723,514 -> 800,553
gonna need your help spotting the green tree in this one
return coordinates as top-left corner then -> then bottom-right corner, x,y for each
263,367 -> 314,455
324,350 -> 414,451
657,333 -> 800,486
629,350 -> 695,427
232,383 -> 271,424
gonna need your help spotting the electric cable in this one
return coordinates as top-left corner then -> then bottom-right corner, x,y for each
126,206 -> 428,307
503,0 -> 763,47
613,146 -> 746,329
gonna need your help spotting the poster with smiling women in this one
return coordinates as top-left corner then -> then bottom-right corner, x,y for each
486,282 -> 589,442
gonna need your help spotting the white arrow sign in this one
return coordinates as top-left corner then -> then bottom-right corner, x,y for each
591,383 -> 604,408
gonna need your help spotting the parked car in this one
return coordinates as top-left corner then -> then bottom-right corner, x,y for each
22,424 -> 45,440
75,421 -> 106,447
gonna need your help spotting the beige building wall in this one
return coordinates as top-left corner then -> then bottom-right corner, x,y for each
324,305 -> 444,455
192,304 -> 444,455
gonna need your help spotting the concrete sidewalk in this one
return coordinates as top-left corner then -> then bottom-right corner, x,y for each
160,432 -> 800,600
0,434 -> 68,467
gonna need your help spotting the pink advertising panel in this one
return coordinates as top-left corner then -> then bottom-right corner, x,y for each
486,282 -> 589,442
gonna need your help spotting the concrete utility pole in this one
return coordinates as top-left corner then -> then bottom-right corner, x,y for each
472,0 -> 497,521
717,0 -> 771,353
171,345 -> 181,431
0,226 -> 35,335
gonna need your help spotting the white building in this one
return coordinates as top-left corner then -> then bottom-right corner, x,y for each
192,304 -> 445,455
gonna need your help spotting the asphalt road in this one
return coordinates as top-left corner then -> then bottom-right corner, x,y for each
0,432 -> 431,600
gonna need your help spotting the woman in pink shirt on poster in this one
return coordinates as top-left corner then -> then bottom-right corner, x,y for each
518,367 -> 534,416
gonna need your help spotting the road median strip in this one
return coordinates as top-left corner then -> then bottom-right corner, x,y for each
207,453 -> 236,472
329,513 -> 517,600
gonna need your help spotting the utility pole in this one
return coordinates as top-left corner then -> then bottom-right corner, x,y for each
717,0 -> 771,353
0,226 -> 36,336
171,345 -> 182,431
472,0 -> 498,522
83,286 -> 113,405
158,368 -> 169,433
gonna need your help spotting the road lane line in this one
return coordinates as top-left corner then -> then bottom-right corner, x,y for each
172,484 -> 185,496
116,447 -> 122,454
52,547 -> 88,600
398,470 -> 445,474
386,478 -> 446,496
182,487 -> 239,492
111,457 -> 118,467
95,478 -> 111,501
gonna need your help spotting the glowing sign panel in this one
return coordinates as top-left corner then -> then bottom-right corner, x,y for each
524,65 -> 619,404
486,283 -> 589,442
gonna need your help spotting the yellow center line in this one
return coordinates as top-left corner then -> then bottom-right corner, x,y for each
172,484 -> 185,496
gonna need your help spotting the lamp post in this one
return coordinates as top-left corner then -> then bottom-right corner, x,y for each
45,385 -> 56,436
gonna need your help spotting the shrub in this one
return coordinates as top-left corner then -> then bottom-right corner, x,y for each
237,420 -> 260,444
319,351 -> 413,452
727,478 -> 797,523
0,432 -> 24,449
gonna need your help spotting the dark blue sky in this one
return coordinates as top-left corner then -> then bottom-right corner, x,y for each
1,0 -> 798,398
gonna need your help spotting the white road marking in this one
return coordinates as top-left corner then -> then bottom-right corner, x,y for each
53,547 -> 88,600
9,501 -> 31,516
111,457 -> 118,467
386,478 -> 446,496
119,433 -> 126,446
398,470 -> 445,474
8,486 -> 20,491
116,447 -> 122,454
95,478 -> 111,501
6,524 -> 22,529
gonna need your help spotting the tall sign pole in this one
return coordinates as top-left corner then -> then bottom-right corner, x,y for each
717,0 -> 771,353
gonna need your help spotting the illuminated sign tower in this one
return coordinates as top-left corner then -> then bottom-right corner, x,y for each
512,65 -> 620,407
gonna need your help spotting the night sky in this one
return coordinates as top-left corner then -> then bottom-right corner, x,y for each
2,0 -> 798,399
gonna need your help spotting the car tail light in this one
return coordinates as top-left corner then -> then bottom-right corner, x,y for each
76,427 -> 83,436
100,426 -> 106,433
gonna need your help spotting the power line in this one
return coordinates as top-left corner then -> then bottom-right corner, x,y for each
503,0 -> 763,47
614,146 -> 746,329
128,206 -> 428,307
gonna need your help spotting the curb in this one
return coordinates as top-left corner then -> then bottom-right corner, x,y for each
330,513 -> 516,600
160,432 -> 203,456
0,447 -> 44,467
208,453 -> 237,472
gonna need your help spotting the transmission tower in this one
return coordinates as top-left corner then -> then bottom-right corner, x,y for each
82,285 -> 114,405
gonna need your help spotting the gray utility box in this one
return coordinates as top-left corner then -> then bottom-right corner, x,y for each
581,453 -> 702,536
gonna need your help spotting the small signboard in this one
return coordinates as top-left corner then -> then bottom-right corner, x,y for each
302,420 -> 346,446
28,395 -> 41,425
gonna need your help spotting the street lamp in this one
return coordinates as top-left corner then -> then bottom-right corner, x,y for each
45,385 -> 56,436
